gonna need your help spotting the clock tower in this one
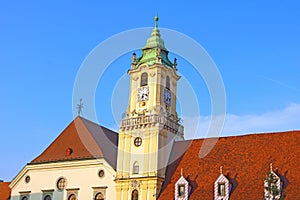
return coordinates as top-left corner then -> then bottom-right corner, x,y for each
115,16 -> 184,200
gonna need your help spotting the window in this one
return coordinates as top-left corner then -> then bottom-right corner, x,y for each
66,148 -> 73,156
21,196 -> 28,200
140,73 -> 148,86
98,169 -> 105,178
92,186 -> 107,200
56,177 -> 67,190
43,195 -> 51,200
131,189 -> 138,200
134,137 -> 142,147
66,188 -> 79,200
95,192 -> 104,200
218,183 -> 225,196
42,190 -> 54,200
133,161 -> 139,174
166,76 -> 170,90
178,185 -> 185,197
25,175 -> 30,183
68,194 -> 76,200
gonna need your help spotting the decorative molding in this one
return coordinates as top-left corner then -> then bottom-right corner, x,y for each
131,180 -> 140,188
92,186 -> 108,189
41,189 -> 55,192
66,188 -> 80,191
19,191 -> 31,194
150,72 -> 156,77
132,76 -> 139,81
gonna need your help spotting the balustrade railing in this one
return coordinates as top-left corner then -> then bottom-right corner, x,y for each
120,114 -> 184,136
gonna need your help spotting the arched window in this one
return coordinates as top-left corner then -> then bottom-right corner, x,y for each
166,76 -> 170,90
68,194 -> 76,200
140,73 -> 148,86
133,161 -> 139,174
44,195 -> 52,200
131,189 -> 138,200
95,192 -> 104,200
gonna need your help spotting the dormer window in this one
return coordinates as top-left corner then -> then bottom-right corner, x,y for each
166,76 -> 170,90
141,73 -> 148,86
264,163 -> 282,200
175,169 -> 189,200
214,166 -> 231,200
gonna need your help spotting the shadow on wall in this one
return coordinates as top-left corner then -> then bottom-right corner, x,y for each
10,190 -> 77,200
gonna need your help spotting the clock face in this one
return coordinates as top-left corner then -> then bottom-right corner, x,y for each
164,89 -> 172,105
137,87 -> 149,102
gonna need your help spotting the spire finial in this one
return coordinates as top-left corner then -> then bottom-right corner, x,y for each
77,98 -> 83,116
220,166 -> 223,174
154,15 -> 159,28
270,163 -> 273,172
181,168 -> 183,176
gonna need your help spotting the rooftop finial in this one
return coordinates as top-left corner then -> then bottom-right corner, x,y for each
181,168 -> 183,176
77,98 -> 83,116
220,166 -> 223,174
154,15 -> 159,28
270,163 -> 273,172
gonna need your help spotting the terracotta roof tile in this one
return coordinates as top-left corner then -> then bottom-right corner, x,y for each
31,117 -> 118,168
0,182 -> 11,200
159,131 -> 300,199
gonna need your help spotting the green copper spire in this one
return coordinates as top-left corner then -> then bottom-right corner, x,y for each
135,16 -> 174,68
142,15 -> 166,50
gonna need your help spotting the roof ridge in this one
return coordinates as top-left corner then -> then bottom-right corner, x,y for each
73,116 -> 104,156
176,129 -> 300,143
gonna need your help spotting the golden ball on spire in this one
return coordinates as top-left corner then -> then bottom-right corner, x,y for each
154,15 -> 159,22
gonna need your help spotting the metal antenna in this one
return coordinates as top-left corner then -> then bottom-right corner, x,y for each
77,98 -> 83,116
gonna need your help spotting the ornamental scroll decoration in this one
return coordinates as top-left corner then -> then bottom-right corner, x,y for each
131,180 -> 140,188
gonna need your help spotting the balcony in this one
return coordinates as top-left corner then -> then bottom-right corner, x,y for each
120,114 -> 184,137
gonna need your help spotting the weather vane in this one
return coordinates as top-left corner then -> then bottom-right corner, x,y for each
77,98 -> 83,116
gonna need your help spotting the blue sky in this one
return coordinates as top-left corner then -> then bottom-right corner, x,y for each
1,1 -> 300,181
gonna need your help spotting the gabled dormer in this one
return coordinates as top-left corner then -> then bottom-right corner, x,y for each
214,166 -> 231,200
175,169 -> 190,200
264,163 -> 282,200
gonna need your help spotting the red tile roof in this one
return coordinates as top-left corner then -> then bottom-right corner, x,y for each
0,182 -> 11,200
159,131 -> 300,199
31,116 -> 118,168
